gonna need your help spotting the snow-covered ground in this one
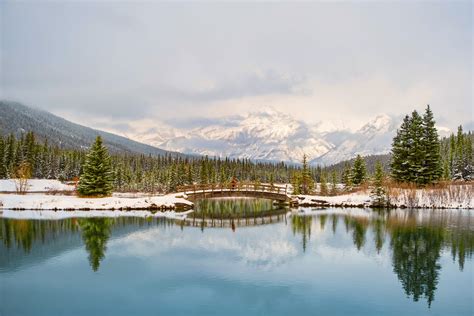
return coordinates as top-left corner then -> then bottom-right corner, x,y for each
0,209 -> 193,220
296,185 -> 474,209
0,179 -> 75,192
0,193 -> 193,210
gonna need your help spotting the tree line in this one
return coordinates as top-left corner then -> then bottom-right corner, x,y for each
0,132 -> 303,194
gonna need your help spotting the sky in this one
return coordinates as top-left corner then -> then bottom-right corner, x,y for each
1,1 -> 473,133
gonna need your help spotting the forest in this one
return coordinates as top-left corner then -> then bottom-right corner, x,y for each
0,108 -> 472,195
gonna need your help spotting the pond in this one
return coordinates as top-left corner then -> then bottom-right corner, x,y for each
0,199 -> 473,315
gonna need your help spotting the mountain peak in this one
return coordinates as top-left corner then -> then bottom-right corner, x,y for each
358,113 -> 394,135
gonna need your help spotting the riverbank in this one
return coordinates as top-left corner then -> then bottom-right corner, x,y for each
0,193 -> 193,211
295,184 -> 474,209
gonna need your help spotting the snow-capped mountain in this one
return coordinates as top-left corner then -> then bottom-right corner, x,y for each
133,108 -> 334,163
313,114 -> 399,165
127,108 -> 405,165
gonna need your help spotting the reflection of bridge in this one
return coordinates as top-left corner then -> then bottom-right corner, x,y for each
177,183 -> 291,202
177,209 -> 290,229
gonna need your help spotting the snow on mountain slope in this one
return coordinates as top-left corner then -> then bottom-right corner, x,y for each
313,114 -> 398,165
154,108 -> 333,163
126,108 -> 449,165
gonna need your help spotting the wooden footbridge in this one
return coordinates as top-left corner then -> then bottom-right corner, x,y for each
177,183 -> 291,202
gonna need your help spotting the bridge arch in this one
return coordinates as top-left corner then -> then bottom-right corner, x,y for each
177,183 -> 291,202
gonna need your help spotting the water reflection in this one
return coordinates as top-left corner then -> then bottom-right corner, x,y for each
390,224 -> 443,307
291,216 -> 312,252
78,218 -> 112,272
188,198 -> 288,230
1,207 -> 473,310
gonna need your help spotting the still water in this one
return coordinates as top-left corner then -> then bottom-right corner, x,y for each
0,199 -> 473,316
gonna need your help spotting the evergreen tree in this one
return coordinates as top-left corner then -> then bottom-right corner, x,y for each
370,161 -> 387,207
391,106 -> 445,185
421,105 -> 442,183
319,172 -> 328,196
301,154 -> 314,194
77,136 -> 114,196
0,136 -> 6,178
342,162 -> 353,191
291,171 -> 301,195
391,115 -> 411,182
407,110 -> 425,184
5,134 -> 16,177
330,170 -> 338,195
351,155 -> 367,186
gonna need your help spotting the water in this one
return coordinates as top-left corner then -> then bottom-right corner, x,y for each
1,199 -> 473,315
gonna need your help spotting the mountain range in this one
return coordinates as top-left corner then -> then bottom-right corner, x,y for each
0,101 -> 452,166
0,100 -> 179,157
125,107 -> 406,165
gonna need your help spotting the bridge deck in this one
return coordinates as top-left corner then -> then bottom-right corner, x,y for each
177,183 -> 291,202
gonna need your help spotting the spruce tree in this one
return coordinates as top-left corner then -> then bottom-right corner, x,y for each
291,172 -> 301,195
351,155 -> 367,186
407,110 -> 424,184
301,154 -> 313,194
370,161 -> 387,207
391,115 -> 411,182
330,170 -> 338,195
77,136 -> 114,196
391,106 -> 443,185
0,136 -> 6,178
319,172 -> 328,196
421,105 -> 442,184
342,162 -> 353,191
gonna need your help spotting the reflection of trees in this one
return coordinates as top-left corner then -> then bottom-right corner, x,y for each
348,217 -> 369,251
447,229 -> 474,271
78,218 -> 112,272
291,216 -> 312,252
319,214 -> 327,231
193,198 -> 277,219
390,225 -> 444,307
0,218 -> 78,253
331,215 -> 338,234
372,218 -> 385,254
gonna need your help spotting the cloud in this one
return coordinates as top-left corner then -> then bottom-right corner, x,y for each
1,1 -> 471,130
155,69 -> 307,102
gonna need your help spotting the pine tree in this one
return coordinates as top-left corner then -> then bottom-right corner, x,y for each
342,162 -> 353,191
351,155 -> 367,186
77,136 -> 114,196
407,110 -> 424,184
371,161 -> 387,207
0,136 -> 6,178
391,106 -> 444,185
5,134 -> 16,177
301,154 -> 314,194
330,170 -> 338,195
421,105 -> 442,184
391,115 -> 411,182
319,172 -> 328,196
291,171 -> 301,195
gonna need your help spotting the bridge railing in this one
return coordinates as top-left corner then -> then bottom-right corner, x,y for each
177,182 -> 288,196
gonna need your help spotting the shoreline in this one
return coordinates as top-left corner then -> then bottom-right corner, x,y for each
0,192 -> 194,212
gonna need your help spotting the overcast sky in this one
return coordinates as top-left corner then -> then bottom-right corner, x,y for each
1,1 -> 472,132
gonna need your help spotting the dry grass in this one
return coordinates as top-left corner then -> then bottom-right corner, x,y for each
385,180 -> 473,208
